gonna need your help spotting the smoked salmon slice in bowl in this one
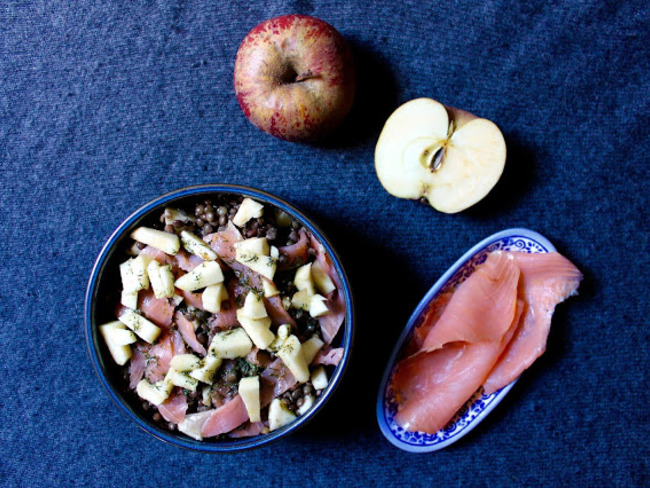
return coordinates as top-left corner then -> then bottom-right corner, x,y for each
376,228 -> 582,453
85,184 -> 354,452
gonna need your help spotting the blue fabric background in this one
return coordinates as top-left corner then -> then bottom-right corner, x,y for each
1,1 -> 648,486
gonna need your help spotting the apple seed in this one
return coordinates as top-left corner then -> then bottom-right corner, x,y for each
423,146 -> 445,173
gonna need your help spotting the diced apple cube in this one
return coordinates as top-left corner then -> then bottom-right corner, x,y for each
163,207 -> 191,226
118,310 -> 161,344
301,336 -> 324,364
147,260 -> 174,299
236,311 -> 275,350
270,246 -> 279,259
170,354 -> 201,372
130,226 -> 180,255
291,289 -> 312,311
262,278 -> 280,298
235,249 -> 277,281
202,385 -> 212,408
108,329 -> 138,346
297,393 -> 315,416
100,321 -> 137,346
311,365 -> 328,390
208,328 -> 253,359
268,398 -> 297,431
234,236 -> 269,255
165,368 -> 198,391
241,291 -> 268,319
202,283 -> 228,313
158,264 -> 175,297
178,410 -> 214,441
190,356 -> 222,384
171,293 -> 184,306
276,335 -> 309,383
136,379 -> 173,406
238,376 -> 261,423
276,324 -> 292,342
181,230 -> 217,261
102,342 -> 131,366
120,256 -> 150,293
146,259 -> 163,296
232,198 -> 264,227
120,289 -> 139,310
273,209 -> 293,227
174,260 -> 224,292
294,263 -> 315,295
99,321 -> 134,365
309,294 -> 330,318
269,324 -> 292,351
312,260 -> 336,295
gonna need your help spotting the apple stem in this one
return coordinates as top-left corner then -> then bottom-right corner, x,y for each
295,70 -> 317,82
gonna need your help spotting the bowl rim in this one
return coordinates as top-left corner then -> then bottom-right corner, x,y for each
375,227 -> 555,452
85,184 -> 355,452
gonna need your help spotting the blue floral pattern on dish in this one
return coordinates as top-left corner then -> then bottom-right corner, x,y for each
377,230 -> 553,452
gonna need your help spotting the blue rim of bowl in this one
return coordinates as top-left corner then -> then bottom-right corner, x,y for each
85,184 -> 354,452
376,228 -> 555,453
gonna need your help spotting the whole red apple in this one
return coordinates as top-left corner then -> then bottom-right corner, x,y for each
234,15 -> 356,142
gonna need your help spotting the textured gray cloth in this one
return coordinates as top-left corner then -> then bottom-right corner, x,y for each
1,1 -> 648,486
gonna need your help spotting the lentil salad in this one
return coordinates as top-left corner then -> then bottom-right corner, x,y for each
99,193 -> 346,440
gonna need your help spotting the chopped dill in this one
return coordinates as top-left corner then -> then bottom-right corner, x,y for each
236,358 -> 258,377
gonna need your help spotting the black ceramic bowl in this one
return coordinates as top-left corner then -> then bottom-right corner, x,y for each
85,184 -> 354,452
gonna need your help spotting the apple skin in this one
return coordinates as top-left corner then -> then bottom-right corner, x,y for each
234,15 -> 356,142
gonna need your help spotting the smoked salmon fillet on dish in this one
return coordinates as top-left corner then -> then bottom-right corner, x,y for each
390,250 -> 582,435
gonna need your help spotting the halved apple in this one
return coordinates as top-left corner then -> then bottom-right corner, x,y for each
375,98 -> 506,213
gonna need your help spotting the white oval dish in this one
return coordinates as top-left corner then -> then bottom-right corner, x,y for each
376,228 -> 556,453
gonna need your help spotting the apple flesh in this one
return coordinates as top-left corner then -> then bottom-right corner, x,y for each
375,98 -> 507,213
234,15 -> 356,142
